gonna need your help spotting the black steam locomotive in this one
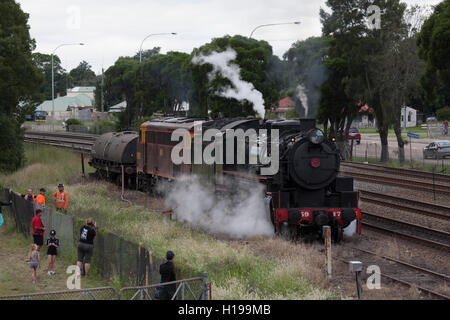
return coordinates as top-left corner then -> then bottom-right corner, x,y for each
89,117 -> 361,242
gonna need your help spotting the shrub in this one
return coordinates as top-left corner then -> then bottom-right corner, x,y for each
436,106 -> 450,121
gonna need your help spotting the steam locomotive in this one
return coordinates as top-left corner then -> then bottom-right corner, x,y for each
89,117 -> 361,242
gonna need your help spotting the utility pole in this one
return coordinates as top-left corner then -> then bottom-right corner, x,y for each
101,68 -> 104,113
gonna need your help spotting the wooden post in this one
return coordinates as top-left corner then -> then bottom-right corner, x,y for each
138,243 -> 142,286
323,226 -> 331,279
349,261 -> 363,300
81,153 -> 85,178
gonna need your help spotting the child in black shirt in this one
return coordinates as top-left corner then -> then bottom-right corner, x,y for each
46,230 -> 60,275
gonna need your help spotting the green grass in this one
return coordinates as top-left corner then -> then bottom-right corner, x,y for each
0,225 -> 107,296
359,126 -> 427,135
0,144 -> 336,300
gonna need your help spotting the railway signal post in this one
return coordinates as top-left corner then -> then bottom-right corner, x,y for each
349,261 -> 363,299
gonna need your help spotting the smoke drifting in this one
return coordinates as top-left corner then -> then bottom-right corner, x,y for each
192,47 -> 266,118
296,84 -> 309,118
159,175 -> 274,239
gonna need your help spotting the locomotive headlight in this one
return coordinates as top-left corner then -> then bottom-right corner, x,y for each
308,129 -> 325,144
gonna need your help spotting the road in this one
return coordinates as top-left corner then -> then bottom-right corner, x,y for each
350,134 -> 450,165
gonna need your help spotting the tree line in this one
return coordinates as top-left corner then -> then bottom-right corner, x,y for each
0,0 -> 449,172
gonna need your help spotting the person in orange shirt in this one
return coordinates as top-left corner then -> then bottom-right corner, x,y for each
53,184 -> 68,212
35,188 -> 46,208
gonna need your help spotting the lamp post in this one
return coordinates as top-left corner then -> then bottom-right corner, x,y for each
139,32 -> 177,62
249,21 -> 301,38
51,43 -> 84,130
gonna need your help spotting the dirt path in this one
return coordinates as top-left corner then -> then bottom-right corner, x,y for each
0,227 -> 107,297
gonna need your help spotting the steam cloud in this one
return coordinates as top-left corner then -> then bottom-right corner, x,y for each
159,175 -> 274,239
192,47 -> 266,118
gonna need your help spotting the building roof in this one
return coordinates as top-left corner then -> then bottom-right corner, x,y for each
37,94 -> 93,112
278,97 -> 295,108
108,100 -> 127,112
68,86 -> 95,93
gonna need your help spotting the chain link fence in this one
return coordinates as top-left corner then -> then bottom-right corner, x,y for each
0,287 -> 118,300
68,124 -> 115,135
0,188 -> 210,299
348,140 -> 450,173
118,274 -> 210,300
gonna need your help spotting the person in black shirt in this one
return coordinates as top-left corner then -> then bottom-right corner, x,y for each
159,251 -> 176,300
76,218 -> 97,278
46,230 -> 59,275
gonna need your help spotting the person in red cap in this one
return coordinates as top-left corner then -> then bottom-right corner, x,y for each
53,184 -> 68,212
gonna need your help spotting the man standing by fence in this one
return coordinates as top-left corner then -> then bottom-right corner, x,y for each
159,251 -> 176,300
53,184 -> 68,212
23,189 -> 37,204
31,209 -> 45,249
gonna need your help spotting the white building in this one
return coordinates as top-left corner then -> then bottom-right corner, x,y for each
401,106 -> 417,128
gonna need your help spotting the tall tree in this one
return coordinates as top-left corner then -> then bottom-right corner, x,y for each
0,0 -> 43,171
417,0 -> 450,111
32,52 -> 71,99
69,60 -> 97,86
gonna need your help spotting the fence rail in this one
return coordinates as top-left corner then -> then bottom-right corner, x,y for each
118,273 -> 209,300
0,287 -> 118,300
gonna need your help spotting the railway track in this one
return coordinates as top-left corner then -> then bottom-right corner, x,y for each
340,170 -> 450,196
359,190 -> 450,222
362,212 -> 450,252
341,161 -> 450,184
336,247 -> 450,300
24,131 -> 96,152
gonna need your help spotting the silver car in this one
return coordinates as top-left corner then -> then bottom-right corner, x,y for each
423,141 -> 450,159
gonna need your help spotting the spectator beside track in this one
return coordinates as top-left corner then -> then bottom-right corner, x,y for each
22,189 -> 37,204
35,188 -> 46,208
444,120 -> 449,136
53,184 -> 68,212
31,209 -> 45,249
0,198 -> 12,228
46,229 -> 59,275
26,244 -> 40,284
159,251 -> 176,300
76,218 -> 97,278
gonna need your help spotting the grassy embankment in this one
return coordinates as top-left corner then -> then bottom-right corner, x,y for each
0,144 -> 336,299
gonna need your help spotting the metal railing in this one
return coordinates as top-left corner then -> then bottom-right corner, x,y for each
0,287 -> 118,300
118,273 -> 210,300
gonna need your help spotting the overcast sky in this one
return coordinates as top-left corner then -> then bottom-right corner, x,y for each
17,0 -> 441,75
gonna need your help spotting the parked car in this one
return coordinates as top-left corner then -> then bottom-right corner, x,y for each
337,127 -> 361,144
423,141 -> 450,159
426,116 -> 437,122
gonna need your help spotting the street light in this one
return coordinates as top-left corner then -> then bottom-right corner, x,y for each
139,32 -> 177,62
51,43 -> 84,130
249,21 -> 301,38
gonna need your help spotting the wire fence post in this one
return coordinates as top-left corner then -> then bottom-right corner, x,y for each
323,226 -> 332,279
202,272 -> 209,300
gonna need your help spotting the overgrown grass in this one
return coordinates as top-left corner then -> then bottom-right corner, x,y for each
0,144 -> 336,299
0,143 -> 94,197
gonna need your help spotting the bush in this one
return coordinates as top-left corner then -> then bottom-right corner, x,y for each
65,118 -> 83,131
436,106 -> 450,121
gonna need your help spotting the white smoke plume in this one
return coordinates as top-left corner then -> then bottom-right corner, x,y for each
159,175 -> 273,239
192,47 -> 266,119
296,84 -> 309,118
